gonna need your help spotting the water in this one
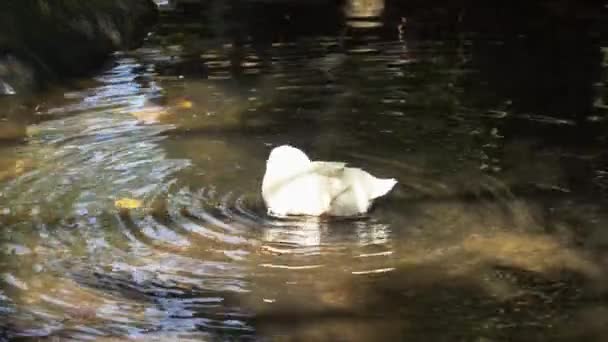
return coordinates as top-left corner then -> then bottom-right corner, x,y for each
1,1 -> 608,340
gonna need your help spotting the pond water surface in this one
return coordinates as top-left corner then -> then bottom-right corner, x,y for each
1,1 -> 608,341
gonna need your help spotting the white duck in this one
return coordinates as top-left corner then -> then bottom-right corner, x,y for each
261,145 -> 397,217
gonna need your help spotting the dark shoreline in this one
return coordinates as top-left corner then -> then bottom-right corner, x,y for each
0,0 -> 158,95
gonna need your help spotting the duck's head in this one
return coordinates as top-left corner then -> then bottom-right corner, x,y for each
265,145 -> 311,176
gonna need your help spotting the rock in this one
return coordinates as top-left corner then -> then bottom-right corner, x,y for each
0,81 -> 16,96
0,55 -> 35,95
0,0 -> 158,94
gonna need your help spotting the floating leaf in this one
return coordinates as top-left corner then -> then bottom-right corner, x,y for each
130,108 -> 168,124
114,198 -> 143,210
15,160 -> 25,174
178,100 -> 193,109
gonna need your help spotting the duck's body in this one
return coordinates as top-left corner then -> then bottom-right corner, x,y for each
262,145 -> 397,217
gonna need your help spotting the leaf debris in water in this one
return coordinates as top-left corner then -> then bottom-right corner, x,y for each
178,99 -> 193,109
114,198 -> 143,210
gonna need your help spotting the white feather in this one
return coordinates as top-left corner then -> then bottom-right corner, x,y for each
262,145 -> 397,217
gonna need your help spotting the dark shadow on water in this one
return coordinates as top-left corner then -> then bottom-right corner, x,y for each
251,263 -> 608,341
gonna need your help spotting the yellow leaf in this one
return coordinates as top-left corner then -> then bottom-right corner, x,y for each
131,108 -> 168,124
114,198 -> 142,210
178,100 -> 193,109
15,160 -> 25,174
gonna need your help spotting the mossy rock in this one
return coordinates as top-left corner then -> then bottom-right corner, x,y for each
0,0 -> 158,93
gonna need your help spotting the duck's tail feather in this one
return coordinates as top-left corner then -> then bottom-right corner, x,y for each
371,178 -> 397,199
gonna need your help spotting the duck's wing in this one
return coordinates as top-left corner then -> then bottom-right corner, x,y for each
311,161 -> 353,206
317,164 -> 377,216
310,161 -> 346,177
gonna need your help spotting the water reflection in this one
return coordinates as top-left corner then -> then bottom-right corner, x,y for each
344,0 -> 385,28
1,0 -> 608,340
262,219 -> 323,253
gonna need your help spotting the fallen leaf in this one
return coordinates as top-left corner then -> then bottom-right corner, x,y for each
178,100 -> 193,109
114,198 -> 143,210
130,107 -> 168,124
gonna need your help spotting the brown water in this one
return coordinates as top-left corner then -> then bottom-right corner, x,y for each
1,1 -> 608,340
